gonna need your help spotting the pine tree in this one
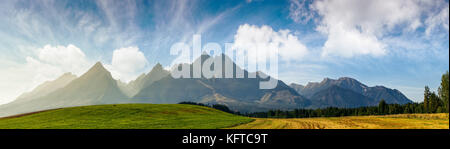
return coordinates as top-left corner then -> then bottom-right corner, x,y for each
424,86 -> 431,113
429,92 -> 441,113
378,99 -> 387,114
438,71 -> 449,113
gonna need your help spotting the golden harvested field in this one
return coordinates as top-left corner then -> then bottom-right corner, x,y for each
231,113 -> 449,129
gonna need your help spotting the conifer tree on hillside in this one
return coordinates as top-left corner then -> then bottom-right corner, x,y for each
438,71 -> 449,113
378,99 -> 387,114
429,92 -> 440,113
424,86 -> 431,113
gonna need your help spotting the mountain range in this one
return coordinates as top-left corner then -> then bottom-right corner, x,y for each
0,54 -> 412,117
133,54 -> 310,112
290,77 -> 412,108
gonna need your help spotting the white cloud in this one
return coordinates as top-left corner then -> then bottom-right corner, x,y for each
0,44 -> 93,104
288,0 -> 449,58
26,44 -> 91,83
37,44 -> 90,74
313,0 -> 422,58
321,23 -> 386,58
232,24 -> 309,62
312,0 -> 424,34
105,46 -> 149,83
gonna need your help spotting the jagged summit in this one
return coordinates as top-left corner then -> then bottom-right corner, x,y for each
304,77 -> 367,89
322,77 -> 331,82
152,63 -> 164,72
83,62 -> 111,78
149,63 -> 169,75
290,76 -> 412,105
123,62 -> 171,96
91,61 -> 107,70
338,77 -> 355,81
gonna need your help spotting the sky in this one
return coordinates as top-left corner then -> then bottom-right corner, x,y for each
0,0 -> 448,104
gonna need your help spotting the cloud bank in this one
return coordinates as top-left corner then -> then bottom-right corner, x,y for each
232,24 -> 309,62
289,0 -> 450,58
106,47 -> 149,83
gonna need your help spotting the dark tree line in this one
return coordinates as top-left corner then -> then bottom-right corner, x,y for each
244,71 -> 449,118
243,102 -> 430,118
178,71 -> 449,118
178,101 -> 240,115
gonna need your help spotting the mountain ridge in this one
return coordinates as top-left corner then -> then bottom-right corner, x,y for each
1,55 -> 413,117
134,54 -> 310,112
290,77 -> 412,105
0,62 -> 128,117
309,85 -> 378,108
15,72 -> 77,103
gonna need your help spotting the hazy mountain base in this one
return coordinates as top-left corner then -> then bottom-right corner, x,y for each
132,76 -> 310,113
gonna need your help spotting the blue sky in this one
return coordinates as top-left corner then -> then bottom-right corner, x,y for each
0,0 -> 448,104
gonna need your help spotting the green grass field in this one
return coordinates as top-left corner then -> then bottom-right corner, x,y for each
0,104 -> 252,129
1,104 -> 448,129
230,113 -> 449,129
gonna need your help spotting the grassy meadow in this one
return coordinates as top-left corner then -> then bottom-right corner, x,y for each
0,104 -> 252,129
231,113 -> 449,129
0,104 -> 447,129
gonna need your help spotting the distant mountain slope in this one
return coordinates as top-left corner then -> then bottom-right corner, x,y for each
134,54 -> 310,112
290,83 -> 305,95
125,63 -> 170,96
363,86 -> 412,104
14,72 -> 77,104
0,62 -> 128,117
133,76 -> 211,104
309,85 -> 378,108
116,80 -> 134,97
297,77 -> 367,97
292,77 -> 412,104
